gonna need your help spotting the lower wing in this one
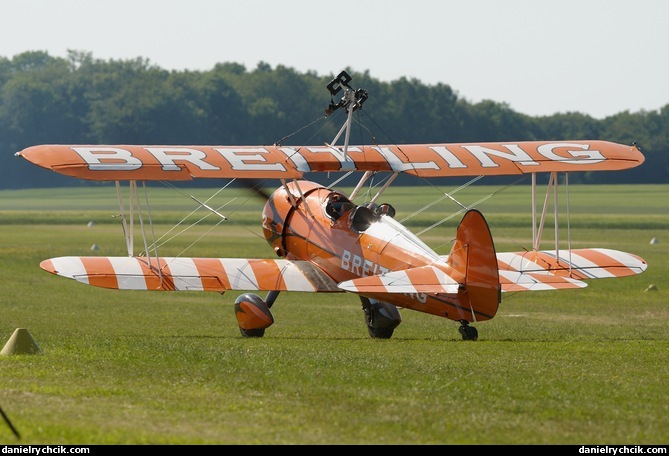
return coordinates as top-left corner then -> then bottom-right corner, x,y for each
39,256 -> 340,292
41,247 -> 646,295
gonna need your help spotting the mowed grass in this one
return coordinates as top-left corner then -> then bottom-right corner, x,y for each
0,183 -> 667,445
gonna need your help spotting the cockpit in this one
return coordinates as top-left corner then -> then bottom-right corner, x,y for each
325,193 -> 356,220
324,192 -> 398,233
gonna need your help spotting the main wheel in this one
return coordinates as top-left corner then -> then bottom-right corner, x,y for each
239,327 -> 266,338
365,324 -> 395,339
234,293 -> 274,338
361,298 -> 401,339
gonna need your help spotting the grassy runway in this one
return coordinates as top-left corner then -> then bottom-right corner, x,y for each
0,183 -> 667,444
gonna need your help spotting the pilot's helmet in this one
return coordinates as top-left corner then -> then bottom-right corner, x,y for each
328,193 -> 352,219
330,194 -> 345,211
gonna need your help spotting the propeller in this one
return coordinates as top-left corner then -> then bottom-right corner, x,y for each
190,179 -> 272,222
242,179 -> 272,201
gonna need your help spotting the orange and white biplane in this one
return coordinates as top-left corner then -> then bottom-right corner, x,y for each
16,71 -> 648,340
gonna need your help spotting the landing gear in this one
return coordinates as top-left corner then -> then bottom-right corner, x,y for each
361,297 -> 402,339
240,326 -> 266,338
234,291 -> 280,338
458,320 -> 478,341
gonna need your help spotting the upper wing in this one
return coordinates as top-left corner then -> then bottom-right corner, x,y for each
16,141 -> 644,181
40,256 -> 341,292
496,248 -> 648,292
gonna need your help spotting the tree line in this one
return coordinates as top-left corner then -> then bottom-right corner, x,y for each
1,50 -> 667,189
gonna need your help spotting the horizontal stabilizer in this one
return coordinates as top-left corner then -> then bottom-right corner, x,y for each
440,247 -> 646,293
497,248 -> 647,280
40,256 -> 340,292
338,265 -> 461,295
432,247 -> 648,292
499,270 -> 586,291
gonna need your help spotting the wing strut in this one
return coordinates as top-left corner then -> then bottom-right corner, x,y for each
114,180 -> 164,282
349,171 -> 373,200
565,172 -> 573,275
115,181 -> 133,256
531,171 -> 574,275
138,181 -> 163,276
368,172 -> 398,204
531,173 -> 537,249
534,172 -> 553,251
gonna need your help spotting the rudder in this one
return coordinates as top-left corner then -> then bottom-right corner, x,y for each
446,209 -> 501,322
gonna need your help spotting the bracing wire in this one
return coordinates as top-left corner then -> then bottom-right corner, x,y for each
273,113 -> 331,146
399,175 -> 485,224
418,176 -> 527,254
152,178 -> 271,259
422,176 -> 526,234
149,179 -> 238,251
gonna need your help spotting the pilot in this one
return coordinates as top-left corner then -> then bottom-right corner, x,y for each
325,193 -> 355,220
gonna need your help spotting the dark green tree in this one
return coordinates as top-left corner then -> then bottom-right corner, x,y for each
1,51 -> 667,188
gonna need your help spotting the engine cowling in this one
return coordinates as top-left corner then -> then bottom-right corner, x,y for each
261,180 -> 327,258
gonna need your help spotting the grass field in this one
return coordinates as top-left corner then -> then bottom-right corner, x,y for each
0,183 -> 667,445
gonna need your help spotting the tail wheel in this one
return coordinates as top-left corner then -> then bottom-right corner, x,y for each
458,321 -> 478,341
234,293 -> 274,338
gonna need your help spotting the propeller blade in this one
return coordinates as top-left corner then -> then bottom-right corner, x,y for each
243,179 -> 271,201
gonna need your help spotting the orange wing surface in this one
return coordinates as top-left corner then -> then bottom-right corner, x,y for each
16,140 -> 644,181
39,256 -> 341,292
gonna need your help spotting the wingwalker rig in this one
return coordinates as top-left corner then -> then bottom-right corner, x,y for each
320,70 -> 369,168
318,71 -> 400,206
16,70 -> 647,341
325,70 -> 368,115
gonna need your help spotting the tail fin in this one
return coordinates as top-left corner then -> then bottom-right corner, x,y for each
446,209 -> 501,322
